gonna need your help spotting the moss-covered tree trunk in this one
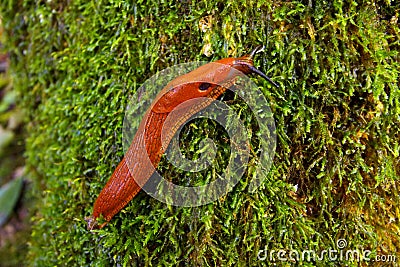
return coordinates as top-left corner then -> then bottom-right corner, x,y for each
1,0 -> 399,266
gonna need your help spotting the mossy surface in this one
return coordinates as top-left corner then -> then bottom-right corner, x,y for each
1,0 -> 399,266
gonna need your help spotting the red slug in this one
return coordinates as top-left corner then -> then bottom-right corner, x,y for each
86,46 -> 278,230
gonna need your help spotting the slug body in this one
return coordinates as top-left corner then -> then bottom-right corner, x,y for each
87,47 -> 278,230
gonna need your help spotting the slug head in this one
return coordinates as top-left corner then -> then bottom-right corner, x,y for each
230,46 -> 279,88
152,46 -> 278,114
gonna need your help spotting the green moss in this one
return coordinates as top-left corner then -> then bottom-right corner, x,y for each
1,0 -> 399,266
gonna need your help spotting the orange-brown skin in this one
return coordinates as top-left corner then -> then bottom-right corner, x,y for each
86,47 -> 278,230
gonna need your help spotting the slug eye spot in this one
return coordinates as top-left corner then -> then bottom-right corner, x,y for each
199,82 -> 211,91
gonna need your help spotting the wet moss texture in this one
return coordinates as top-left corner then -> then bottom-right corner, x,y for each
1,0 -> 399,266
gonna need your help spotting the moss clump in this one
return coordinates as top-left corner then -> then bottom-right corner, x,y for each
1,0 -> 399,266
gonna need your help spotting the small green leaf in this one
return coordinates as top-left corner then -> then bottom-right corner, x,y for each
0,177 -> 23,226
0,126 -> 14,153
0,90 -> 16,113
